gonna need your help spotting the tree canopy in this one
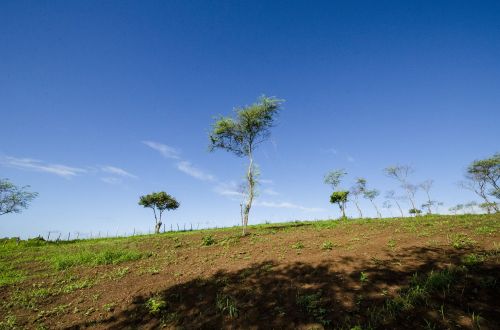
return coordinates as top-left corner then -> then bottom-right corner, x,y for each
0,179 -> 38,216
139,191 -> 179,234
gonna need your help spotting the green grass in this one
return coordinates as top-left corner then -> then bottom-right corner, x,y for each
52,249 -> 145,270
0,263 -> 26,287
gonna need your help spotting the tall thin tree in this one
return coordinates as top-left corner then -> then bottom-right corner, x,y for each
209,96 -> 283,235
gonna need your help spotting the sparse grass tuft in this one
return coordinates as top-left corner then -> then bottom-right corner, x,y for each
296,291 -> 330,326
216,294 -> 238,318
321,241 -> 335,250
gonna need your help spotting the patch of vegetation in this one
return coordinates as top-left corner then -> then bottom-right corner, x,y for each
0,263 -> 26,287
201,235 -> 217,246
216,293 -> 238,318
292,241 -> 304,249
321,241 -> 335,250
53,249 -> 145,270
449,234 -> 476,249
0,314 -> 17,330
296,291 -> 330,326
462,253 -> 485,267
103,302 -> 116,312
146,297 -> 167,315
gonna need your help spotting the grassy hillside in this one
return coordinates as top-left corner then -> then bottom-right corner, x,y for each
1,214 -> 499,329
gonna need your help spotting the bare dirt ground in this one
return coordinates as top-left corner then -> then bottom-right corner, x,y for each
1,214 -> 499,329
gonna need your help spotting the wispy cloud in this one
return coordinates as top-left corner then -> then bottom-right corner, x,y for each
322,147 -> 338,155
101,177 -> 123,185
0,156 -> 86,178
260,179 -> 274,185
101,166 -> 137,178
255,200 -> 324,212
142,141 -> 180,160
177,161 -> 216,182
262,188 -> 279,196
214,182 -> 245,199
347,155 -> 355,162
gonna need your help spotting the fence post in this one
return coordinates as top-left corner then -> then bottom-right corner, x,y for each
67,232 -> 70,241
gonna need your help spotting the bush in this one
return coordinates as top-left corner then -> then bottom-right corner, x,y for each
201,235 -> 216,246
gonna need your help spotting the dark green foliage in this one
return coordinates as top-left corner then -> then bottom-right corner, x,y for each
0,179 -> 38,216
330,191 -> 349,218
409,208 -> 422,216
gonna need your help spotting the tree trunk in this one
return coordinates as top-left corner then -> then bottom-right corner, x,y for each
155,221 -> 162,234
370,200 -> 381,218
394,200 -> 404,217
242,153 -> 255,236
353,200 -> 363,218
340,202 -> 346,218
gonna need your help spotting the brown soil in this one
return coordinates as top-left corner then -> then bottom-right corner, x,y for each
2,215 -> 500,329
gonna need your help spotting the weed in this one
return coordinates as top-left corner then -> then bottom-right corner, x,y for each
360,272 -> 369,283
387,239 -> 396,249
110,266 -> 130,279
471,311 -> 483,328
216,294 -> 238,318
172,237 -> 182,248
201,235 -> 217,246
296,291 -> 330,326
146,297 -> 167,315
219,236 -> 240,247
0,314 -> 17,330
63,278 -> 94,293
140,266 -> 160,275
462,253 -> 485,267
321,241 -> 335,250
103,302 -> 116,312
292,242 -> 304,249
449,234 -> 476,249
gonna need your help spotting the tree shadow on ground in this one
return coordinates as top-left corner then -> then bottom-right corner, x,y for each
71,246 -> 499,329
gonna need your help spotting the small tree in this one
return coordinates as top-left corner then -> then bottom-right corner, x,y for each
350,178 -> 365,218
385,190 -> 404,217
363,189 -> 381,218
480,202 -> 498,214
384,165 -> 418,211
0,179 -> 38,216
139,192 -> 179,234
409,208 -> 422,216
460,153 -> 499,213
330,191 -> 349,218
209,96 -> 283,235
464,201 -> 477,214
382,200 -> 393,217
419,180 -> 436,214
324,169 -> 348,218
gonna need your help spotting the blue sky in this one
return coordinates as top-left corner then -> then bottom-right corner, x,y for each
1,1 -> 499,238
